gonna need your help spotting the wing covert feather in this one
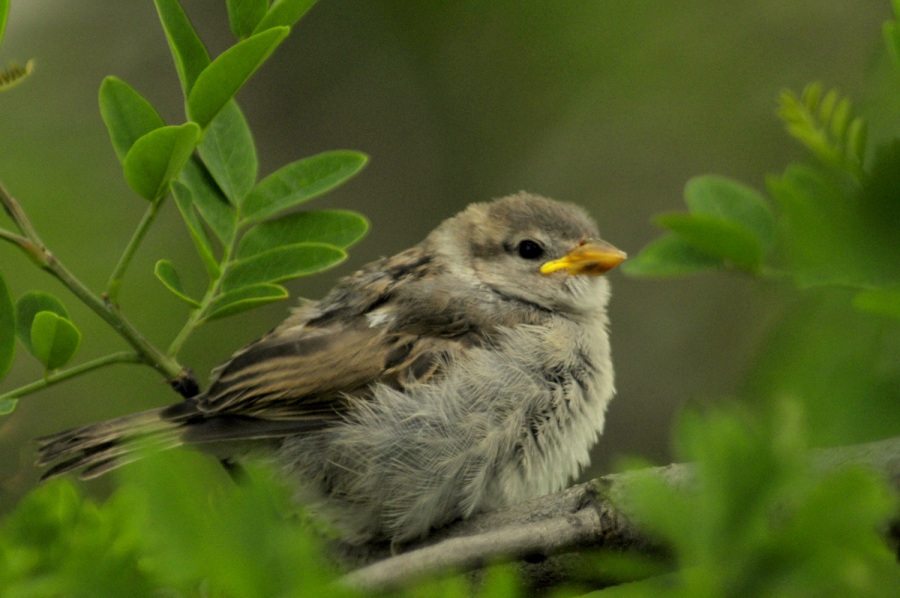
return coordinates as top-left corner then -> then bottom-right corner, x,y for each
200,320 -> 477,420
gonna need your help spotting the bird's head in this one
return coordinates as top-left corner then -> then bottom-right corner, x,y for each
430,192 -> 626,317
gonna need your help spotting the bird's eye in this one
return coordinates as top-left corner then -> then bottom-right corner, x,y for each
516,239 -> 544,260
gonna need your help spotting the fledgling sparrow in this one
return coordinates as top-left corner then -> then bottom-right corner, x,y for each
37,192 -> 626,544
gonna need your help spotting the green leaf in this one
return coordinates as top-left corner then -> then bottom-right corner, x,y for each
242,151 -> 368,222
621,233 -> 724,277
829,97 -> 851,144
222,243 -> 345,291
238,210 -> 368,258
227,0 -> 268,38
123,123 -> 201,201
0,478 -> 157,593
153,0 -> 211,95
171,180 -> 220,277
180,157 -> 238,246
114,451 -> 337,596
205,284 -> 288,320
766,164 -> 878,288
187,27 -> 290,129
30,311 -> 82,370
0,398 -> 16,415
0,270 -> 15,380
198,101 -> 257,204
816,88 -> 838,123
99,77 -> 166,163
777,84 -> 867,180
15,291 -> 68,355
0,0 -> 10,48
255,0 -> 317,33
154,260 -> 201,308
846,117 -> 868,165
655,213 -> 763,271
801,81 -> 823,113
684,175 -> 775,247
853,288 -> 900,320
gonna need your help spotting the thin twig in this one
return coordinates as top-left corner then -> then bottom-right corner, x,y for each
0,180 -> 185,381
340,509 -> 605,592
42,248 -> 183,380
0,351 -> 143,401
0,228 -> 43,264
337,436 -> 900,593
106,199 -> 163,303
166,229 -> 233,358
0,179 -> 42,242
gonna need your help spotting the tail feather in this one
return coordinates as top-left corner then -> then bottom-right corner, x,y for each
36,408 -> 183,480
79,432 -> 185,480
36,403 -> 330,480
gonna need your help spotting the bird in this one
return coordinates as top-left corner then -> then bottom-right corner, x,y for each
36,192 -> 626,544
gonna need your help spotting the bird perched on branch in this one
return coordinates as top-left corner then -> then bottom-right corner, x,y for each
37,192 -> 626,544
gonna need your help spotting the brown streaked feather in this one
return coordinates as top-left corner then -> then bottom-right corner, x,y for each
35,410 -> 174,465
35,409 -> 185,481
43,429 -> 185,480
196,245 -> 477,421
198,317 -> 482,421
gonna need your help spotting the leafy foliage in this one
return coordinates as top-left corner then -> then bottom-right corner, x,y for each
0,450 -> 522,597
238,210 -> 368,256
29,312 -> 82,371
186,27 -> 290,129
626,78 -> 900,304
205,283 -> 288,320
154,260 -> 201,307
623,74 -> 900,292
154,0 -> 211,94
99,77 -> 166,163
198,101 -> 258,203
624,175 -> 775,276
0,452 -> 342,597
221,242 -> 346,291
623,43 -> 900,448
241,151 -> 369,222
0,0 -> 369,411
14,292 -> 79,371
777,83 -> 868,181
597,402 -> 900,597
610,4 -> 900,595
0,1 -> 8,48
0,479 -> 152,596
123,123 -> 201,202
227,0 -> 268,39
254,0 -> 319,33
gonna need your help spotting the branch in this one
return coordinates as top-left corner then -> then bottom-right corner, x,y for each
0,351 -> 142,401
106,199 -> 163,302
338,436 -> 900,593
0,179 -> 189,384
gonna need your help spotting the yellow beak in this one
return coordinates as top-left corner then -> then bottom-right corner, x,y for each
540,240 -> 627,276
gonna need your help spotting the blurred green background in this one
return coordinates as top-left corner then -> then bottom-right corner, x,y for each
0,1 -> 893,512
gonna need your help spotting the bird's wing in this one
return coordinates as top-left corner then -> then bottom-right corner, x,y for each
198,320 -> 467,420
194,248 -> 484,425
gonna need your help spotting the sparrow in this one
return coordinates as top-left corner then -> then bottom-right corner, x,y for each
36,192 -> 626,544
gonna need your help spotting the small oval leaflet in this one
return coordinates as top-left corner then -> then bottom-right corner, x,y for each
30,311 -> 82,371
